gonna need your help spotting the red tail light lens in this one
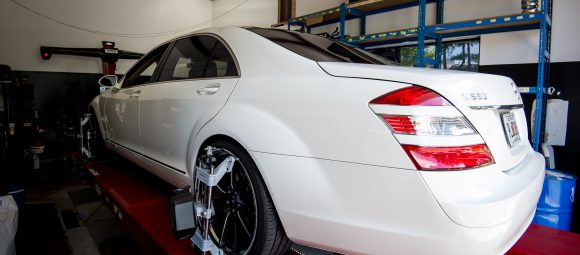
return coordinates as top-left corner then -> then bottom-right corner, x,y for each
383,116 -> 416,134
370,86 -> 492,170
402,144 -> 494,170
383,115 -> 476,136
370,86 -> 451,106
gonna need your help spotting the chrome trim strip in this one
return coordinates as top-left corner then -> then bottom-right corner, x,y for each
469,104 -> 524,110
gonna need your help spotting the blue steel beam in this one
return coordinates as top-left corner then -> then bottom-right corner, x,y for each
532,0 -> 552,151
348,8 -> 365,17
360,15 -> 367,35
346,28 -> 418,44
427,13 -> 540,34
423,58 -> 438,66
357,0 -> 436,17
438,23 -> 539,38
357,37 -> 421,48
417,0 -> 427,67
339,3 -> 347,42
435,0 -> 444,68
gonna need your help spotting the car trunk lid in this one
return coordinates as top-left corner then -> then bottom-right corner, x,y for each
318,62 -> 529,173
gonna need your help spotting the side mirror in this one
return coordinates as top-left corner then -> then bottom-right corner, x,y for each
98,75 -> 118,93
98,75 -> 117,86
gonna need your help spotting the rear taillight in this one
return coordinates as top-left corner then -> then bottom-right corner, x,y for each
370,86 -> 451,106
402,144 -> 494,170
382,115 -> 476,136
370,86 -> 494,171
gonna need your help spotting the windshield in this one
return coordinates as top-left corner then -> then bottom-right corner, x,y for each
247,27 -> 397,65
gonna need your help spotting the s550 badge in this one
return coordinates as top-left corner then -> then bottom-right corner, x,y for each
462,92 -> 488,101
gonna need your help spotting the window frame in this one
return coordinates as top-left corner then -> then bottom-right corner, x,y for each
120,42 -> 171,89
156,33 -> 241,84
118,33 -> 241,90
158,35 -> 217,82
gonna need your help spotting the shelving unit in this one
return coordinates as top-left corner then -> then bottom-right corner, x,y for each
284,0 -> 552,151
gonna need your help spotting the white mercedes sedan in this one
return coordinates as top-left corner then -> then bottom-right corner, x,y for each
89,26 -> 544,255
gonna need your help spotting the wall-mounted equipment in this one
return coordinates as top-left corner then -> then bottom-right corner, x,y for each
39,41 -> 144,75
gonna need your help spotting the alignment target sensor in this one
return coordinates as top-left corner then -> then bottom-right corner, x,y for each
171,188 -> 196,239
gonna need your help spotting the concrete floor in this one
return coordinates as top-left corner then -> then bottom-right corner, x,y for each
16,157 -> 142,255
16,157 -> 332,255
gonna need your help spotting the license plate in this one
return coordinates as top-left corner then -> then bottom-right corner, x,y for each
501,112 -> 521,148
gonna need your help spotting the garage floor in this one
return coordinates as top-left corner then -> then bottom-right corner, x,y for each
15,157 -> 142,255
11,153 -> 580,255
14,156 -> 332,255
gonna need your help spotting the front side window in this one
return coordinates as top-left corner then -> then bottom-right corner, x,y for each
247,27 -> 396,65
123,43 -> 169,88
159,35 -> 239,81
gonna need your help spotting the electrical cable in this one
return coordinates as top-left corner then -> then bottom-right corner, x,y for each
9,0 -> 250,38
84,201 -> 104,222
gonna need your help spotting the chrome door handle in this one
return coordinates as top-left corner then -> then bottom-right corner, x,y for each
196,83 -> 220,95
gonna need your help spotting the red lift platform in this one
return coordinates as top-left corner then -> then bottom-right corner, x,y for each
83,160 -> 580,255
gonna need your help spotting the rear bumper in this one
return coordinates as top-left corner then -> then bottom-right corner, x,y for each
419,150 -> 545,228
251,150 -> 543,255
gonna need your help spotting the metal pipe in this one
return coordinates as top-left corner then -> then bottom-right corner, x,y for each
203,164 -> 214,240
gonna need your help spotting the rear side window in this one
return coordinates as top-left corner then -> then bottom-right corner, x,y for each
159,35 -> 239,82
159,36 -> 216,81
247,27 -> 396,65
208,42 -> 239,77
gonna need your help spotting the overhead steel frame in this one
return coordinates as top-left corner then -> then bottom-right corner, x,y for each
286,0 -> 552,151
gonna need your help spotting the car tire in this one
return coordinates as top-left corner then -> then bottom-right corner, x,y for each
199,139 -> 292,255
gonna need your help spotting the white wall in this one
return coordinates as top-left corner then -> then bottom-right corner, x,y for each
212,0 -> 278,28
2,0 -> 577,73
481,0 -> 580,64
296,0 -> 345,16
305,0 -> 580,65
0,0 -> 213,73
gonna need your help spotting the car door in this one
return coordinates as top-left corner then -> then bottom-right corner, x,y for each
138,35 -> 240,174
102,43 -> 170,154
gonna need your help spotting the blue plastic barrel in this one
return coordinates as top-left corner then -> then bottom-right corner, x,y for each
532,169 -> 576,231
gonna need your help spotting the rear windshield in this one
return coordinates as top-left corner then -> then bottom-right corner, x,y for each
247,27 -> 396,65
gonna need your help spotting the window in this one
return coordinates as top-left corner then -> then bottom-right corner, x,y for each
159,35 -> 238,82
247,27 -> 396,65
207,41 -> 239,77
123,43 -> 169,88
442,40 -> 480,71
369,39 -> 480,71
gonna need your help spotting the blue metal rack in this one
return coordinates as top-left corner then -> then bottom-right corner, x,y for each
285,0 -> 552,151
